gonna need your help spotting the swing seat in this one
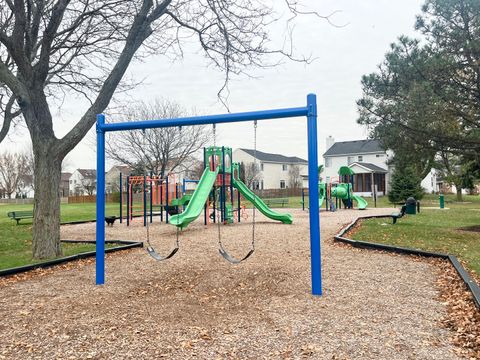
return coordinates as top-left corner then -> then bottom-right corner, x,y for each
146,245 -> 179,261
218,244 -> 254,264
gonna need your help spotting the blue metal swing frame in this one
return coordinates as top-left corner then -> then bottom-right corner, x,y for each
96,93 -> 322,295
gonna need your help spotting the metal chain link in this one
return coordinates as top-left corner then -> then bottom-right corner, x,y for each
142,129 -> 151,246
212,124 -> 223,247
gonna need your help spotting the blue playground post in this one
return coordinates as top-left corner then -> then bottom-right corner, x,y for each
126,175 -> 130,226
119,172 -> 123,223
165,175 -> 169,223
306,93 -> 322,295
96,94 -> 322,296
143,174 -> 147,226
96,114 -> 106,285
150,171 -> 153,224
159,179 -> 163,222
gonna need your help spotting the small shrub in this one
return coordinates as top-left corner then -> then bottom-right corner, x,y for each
388,167 -> 424,203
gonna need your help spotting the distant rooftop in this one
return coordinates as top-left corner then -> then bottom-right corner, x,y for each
350,162 -> 388,173
239,149 -> 307,164
324,139 -> 384,157
77,169 -> 96,179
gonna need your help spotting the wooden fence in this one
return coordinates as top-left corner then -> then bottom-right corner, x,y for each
67,188 -> 304,204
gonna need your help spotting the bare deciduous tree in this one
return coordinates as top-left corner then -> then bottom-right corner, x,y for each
79,177 -> 96,196
240,161 -> 262,189
0,151 -> 28,198
288,164 -> 301,189
106,99 -> 209,177
0,0 -> 330,259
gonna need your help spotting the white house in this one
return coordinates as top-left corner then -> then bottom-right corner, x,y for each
69,169 -> 97,195
233,148 -> 308,189
105,165 -> 130,193
323,137 -> 439,196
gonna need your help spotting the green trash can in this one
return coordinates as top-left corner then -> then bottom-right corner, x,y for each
439,194 -> 445,209
405,197 -> 417,215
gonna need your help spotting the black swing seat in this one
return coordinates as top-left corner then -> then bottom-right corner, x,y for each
146,245 -> 179,261
218,244 -> 254,264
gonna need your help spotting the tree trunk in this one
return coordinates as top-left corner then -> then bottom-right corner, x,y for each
456,186 -> 463,202
32,147 -> 63,259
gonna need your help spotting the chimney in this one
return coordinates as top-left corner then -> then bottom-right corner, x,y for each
326,136 -> 335,151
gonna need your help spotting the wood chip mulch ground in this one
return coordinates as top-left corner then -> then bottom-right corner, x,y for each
344,217 -> 480,359
0,208 -> 475,359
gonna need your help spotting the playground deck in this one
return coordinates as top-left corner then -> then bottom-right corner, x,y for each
0,209 -> 460,359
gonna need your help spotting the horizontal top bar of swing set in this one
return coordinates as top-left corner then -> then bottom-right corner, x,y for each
97,106 -> 310,133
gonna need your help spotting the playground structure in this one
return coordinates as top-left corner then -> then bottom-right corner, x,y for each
115,145 -> 290,229
118,172 -> 187,226
302,166 -> 368,211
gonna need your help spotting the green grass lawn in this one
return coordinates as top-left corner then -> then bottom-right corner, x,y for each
352,195 -> 480,276
0,202 -> 120,271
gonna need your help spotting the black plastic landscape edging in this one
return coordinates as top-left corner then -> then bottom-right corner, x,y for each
334,215 -> 480,310
0,240 -> 143,277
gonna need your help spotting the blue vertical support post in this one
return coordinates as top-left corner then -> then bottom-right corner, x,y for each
306,93 -> 322,296
149,171 -> 153,223
126,176 -> 130,226
143,174 -> 147,226
165,175 -> 169,223
302,188 -> 305,211
160,180 -> 163,222
96,114 -> 106,285
237,189 -> 241,223
119,172 -> 123,223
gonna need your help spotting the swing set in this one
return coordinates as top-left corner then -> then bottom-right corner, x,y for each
96,94 -> 322,295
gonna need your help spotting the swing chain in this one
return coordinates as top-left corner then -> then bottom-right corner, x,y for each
213,124 -> 223,247
251,120 -> 257,250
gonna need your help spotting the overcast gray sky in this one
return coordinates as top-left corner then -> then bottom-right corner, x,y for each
0,0 -> 423,171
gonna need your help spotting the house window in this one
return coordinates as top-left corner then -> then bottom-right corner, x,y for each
358,155 -> 363,162
325,158 -> 332,167
280,180 -> 286,189
347,156 -> 355,165
69,180 -> 72,184
261,180 -> 264,190
260,163 -> 264,171
282,164 -> 287,171
326,176 -> 330,183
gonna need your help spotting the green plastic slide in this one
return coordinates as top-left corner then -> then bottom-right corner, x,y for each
170,194 -> 192,207
352,194 -> 368,210
169,168 -> 218,229
233,178 -> 293,224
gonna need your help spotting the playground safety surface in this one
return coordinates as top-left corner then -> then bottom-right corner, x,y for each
0,209 -> 465,359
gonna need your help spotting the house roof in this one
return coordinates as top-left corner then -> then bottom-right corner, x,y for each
77,169 -> 96,179
61,172 -> 72,181
110,165 -> 130,175
238,148 -> 307,164
349,162 -> 388,173
324,139 -> 384,157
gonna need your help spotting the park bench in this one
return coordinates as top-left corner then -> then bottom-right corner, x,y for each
264,198 -> 289,207
7,211 -> 34,225
391,205 -> 407,225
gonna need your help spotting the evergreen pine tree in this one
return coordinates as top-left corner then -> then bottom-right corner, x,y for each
388,167 -> 424,203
